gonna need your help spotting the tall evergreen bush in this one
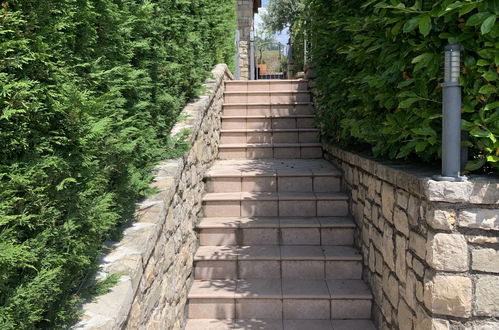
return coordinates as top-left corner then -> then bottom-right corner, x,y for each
0,0 -> 236,328
304,0 -> 498,173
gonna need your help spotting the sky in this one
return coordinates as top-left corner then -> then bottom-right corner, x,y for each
254,0 -> 290,46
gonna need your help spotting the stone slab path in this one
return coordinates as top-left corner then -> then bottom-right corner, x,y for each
185,80 -> 375,329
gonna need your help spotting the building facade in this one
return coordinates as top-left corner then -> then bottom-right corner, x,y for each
236,0 -> 261,80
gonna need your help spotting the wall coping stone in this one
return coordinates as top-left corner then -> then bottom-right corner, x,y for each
324,144 -> 499,205
72,64 -> 232,330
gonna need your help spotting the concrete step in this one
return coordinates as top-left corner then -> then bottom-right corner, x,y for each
223,103 -> 314,116
218,143 -> 322,160
221,115 -> 315,130
202,192 -> 349,218
196,217 -> 355,246
187,279 -> 373,320
185,318 -> 377,330
194,245 -> 362,280
221,128 -> 319,144
224,91 -> 311,104
225,80 -> 309,93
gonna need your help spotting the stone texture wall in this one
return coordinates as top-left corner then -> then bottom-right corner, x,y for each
237,0 -> 254,79
73,64 -> 233,330
323,145 -> 499,330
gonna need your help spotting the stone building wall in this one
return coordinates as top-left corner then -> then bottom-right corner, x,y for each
73,64 -> 233,330
237,0 -> 255,79
323,145 -> 499,330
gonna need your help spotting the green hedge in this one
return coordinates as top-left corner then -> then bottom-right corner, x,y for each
0,0 -> 235,328
305,0 -> 498,173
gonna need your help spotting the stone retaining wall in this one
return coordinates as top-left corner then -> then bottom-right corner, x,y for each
73,64 -> 232,330
323,145 -> 499,330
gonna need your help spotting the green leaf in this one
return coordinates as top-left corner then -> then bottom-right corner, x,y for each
481,15 -> 497,34
459,4 -> 477,16
470,128 -> 492,138
411,53 -> 432,64
397,79 -> 414,88
476,59 -> 490,66
487,155 -> 499,162
391,21 -> 404,36
484,101 -> 499,110
403,16 -> 421,33
415,141 -> 427,152
412,127 -> 437,136
483,71 -> 498,81
467,12 -> 491,26
419,15 -> 432,36
465,158 -> 486,171
399,98 -> 419,108
479,85 -> 497,94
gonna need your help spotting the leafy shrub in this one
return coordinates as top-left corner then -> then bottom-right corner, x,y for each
305,0 -> 498,173
0,0 -> 235,328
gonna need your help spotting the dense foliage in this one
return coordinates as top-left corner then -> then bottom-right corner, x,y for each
262,0 -> 304,33
0,0 -> 235,328
305,0 -> 498,172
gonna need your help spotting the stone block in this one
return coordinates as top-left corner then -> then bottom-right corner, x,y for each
473,321 -> 499,330
426,232 -> 468,272
426,208 -> 456,231
409,232 -> 426,260
475,275 -> 499,316
396,190 -> 409,209
76,276 -> 135,329
430,319 -> 450,330
397,299 -> 413,330
371,225 -> 383,251
395,235 -> 407,282
472,248 -> 499,273
413,305 -> 432,330
425,180 -> 473,203
460,209 -> 499,231
405,270 -> 417,309
369,243 -> 376,273
394,208 -> 410,237
381,183 -> 395,222
381,295 -> 392,323
383,272 -> 399,307
467,235 -> 499,244
407,195 -> 420,226
382,225 -> 395,271
375,250 -> 383,275
424,275 -> 472,317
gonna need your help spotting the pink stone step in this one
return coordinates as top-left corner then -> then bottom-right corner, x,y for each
202,192 -> 349,218
221,115 -> 315,130
206,163 -> 339,193
185,319 -> 377,330
224,91 -> 311,104
187,279 -> 372,319
218,143 -> 322,160
220,128 -> 320,144
223,103 -> 314,116
225,80 -> 309,92
194,245 -> 362,280
197,217 -> 355,245
196,217 -> 355,246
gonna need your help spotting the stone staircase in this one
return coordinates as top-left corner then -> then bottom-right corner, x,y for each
185,80 -> 375,330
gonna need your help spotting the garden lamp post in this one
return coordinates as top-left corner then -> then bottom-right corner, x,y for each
435,44 -> 466,182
